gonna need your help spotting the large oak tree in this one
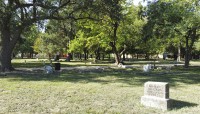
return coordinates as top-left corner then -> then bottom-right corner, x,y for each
0,0 -> 96,71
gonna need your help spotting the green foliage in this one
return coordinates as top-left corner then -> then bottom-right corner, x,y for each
68,2 -> 146,59
14,25 -> 39,55
143,0 -> 200,66
68,20 -> 112,55
0,0 -> 105,70
118,5 -> 146,54
33,33 -> 66,56
194,39 -> 200,51
144,0 -> 200,42
68,31 -> 86,53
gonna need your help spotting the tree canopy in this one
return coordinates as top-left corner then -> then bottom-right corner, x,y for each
0,0 -> 104,71
143,0 -> 200,67
1,0 -> 200,71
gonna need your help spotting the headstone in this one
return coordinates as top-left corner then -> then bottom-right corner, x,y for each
54,63 -> 61,70
44,65 -> 53,74
121,65 -> 133,68
143,64 -> 152,72
141,81 -> 172,110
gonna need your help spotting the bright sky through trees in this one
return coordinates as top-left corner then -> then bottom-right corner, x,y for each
129,0 -> 148,6
133,0 -> 143,5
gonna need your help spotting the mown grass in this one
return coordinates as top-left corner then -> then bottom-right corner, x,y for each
11,59 -> 111,68
0,59 -> 200,113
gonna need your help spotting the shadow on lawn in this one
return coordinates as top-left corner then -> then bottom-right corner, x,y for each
12,63 -> 44,68
1,66 -> 200,87
171,99 -> 198,109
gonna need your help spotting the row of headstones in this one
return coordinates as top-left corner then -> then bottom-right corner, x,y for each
143,64 -> 172,72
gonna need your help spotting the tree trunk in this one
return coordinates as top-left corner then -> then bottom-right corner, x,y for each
21,52 -> 24,59
122,53 -> 125,61
177,43 -> 181,62
30,53 -> 33,58
185,37 -> 190,68
184,28 -> 198,68
110,42 -> 120,64
145,53 -> 150,60
0,11 -> 23,72
0,47 -> 13,71
79,53 -> 82,60
0,29 -> 16,71
48,53 -> 51,60
108,54 -> 110,60
86,51 -> 89,60
95,48 -> 100,60
102,54 -> 105,60
112,22 -> 120,64
84,50 -> 87,60
113,46 -> 120,64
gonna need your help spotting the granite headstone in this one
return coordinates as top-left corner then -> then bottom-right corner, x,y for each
141,81 -> 172,110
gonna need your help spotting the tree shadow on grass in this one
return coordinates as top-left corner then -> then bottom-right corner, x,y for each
1,69 -> 112,84
171,99 -> 198,110
1,66 -> 200,87
12,63 -> 44,68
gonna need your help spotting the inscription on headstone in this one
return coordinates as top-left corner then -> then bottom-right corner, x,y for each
144,82 -> 169,98
141,81 -> 172,110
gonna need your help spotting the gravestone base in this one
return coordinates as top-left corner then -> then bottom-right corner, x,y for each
141,96 -> 172,110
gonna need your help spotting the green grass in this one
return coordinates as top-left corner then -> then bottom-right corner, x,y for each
0,59 -> 200,113
11,59 -> 111,68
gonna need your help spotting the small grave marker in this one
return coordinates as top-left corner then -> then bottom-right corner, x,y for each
141,81 -> 172,110
143,64 -> 152,72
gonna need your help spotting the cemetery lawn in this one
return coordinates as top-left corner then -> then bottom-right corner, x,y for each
0,59 -> 200,113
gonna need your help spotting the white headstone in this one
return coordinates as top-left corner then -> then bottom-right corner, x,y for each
143,64 -> 152,72
44,65 -> 53,74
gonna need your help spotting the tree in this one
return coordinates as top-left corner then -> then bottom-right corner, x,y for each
143,0 -> 200,68
75,19 -> 112,60
68,20 -> 110,60
14,25 -> 39,58
91,0 -> 125,64
33,33 -> 64,58
68,30 -> 87,59
68,2 -> 145,62
0,0 -> 98,71
117,4 -> 146,59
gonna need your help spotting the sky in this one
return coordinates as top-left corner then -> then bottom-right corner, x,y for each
133,0 -> 144,5
132,0 -> 148,6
